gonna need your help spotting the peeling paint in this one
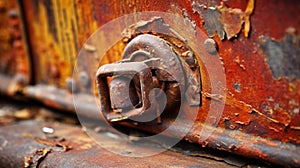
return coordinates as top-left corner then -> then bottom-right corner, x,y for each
23,0 -> 98,87
259,32 -> 300,79
2,0 -> 299,165
192,4 -> 225,39
192,0 -> 255,40
243,0 -> 255,38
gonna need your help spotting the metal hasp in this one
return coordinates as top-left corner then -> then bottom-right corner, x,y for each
96,34 -> 201,124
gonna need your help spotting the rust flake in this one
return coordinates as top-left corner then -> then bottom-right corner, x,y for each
24,148 -> 51,168
192,0 -> 255,40
219,7 -> 244,40
259,31 -> 300,80
34,137 -> 72,152
192,4 -> 225,40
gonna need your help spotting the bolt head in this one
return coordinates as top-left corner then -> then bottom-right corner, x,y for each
79,71 -> 91,88
204,38 -> 218,55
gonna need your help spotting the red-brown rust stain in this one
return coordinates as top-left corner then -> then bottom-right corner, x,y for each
187,121 -> 300,166
192,0 -> 254,40
22,0 -> 98,87
219,7 -> 245,40
203,89 -> 299,143
0,0 -> 15,75
206,0 -> 300,143
83,0 -> 300,144
238,145 -> 269,162
0,0 -> 30,81
21,0 -> 300,145
23,0 -> 199,89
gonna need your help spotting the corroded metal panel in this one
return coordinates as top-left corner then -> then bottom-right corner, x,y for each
21,0 -> 300,140
0,0 -> 299,166
0,0 -> 31,94
20,0 -> 99,87
0,120 -> 244,168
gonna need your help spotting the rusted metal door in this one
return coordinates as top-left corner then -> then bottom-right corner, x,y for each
0,0 -> 299,166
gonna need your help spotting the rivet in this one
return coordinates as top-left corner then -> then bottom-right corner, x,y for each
204,38 -> 218,55
66,77 -> 79,93
79,71 -> 91,89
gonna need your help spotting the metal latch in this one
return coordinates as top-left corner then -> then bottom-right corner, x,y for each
96,34 -> 201,124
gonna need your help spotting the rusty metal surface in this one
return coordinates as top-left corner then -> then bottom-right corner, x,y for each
19,84 -> 300,167
19,0 -> 98,87
0,121 -> 233,167
96,33 -> 201,123
17,0 -> 300,143
0,98 -> 276,167
0,0 -> 299,166
1,99 -> 270,168
0,0 -> 31,95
